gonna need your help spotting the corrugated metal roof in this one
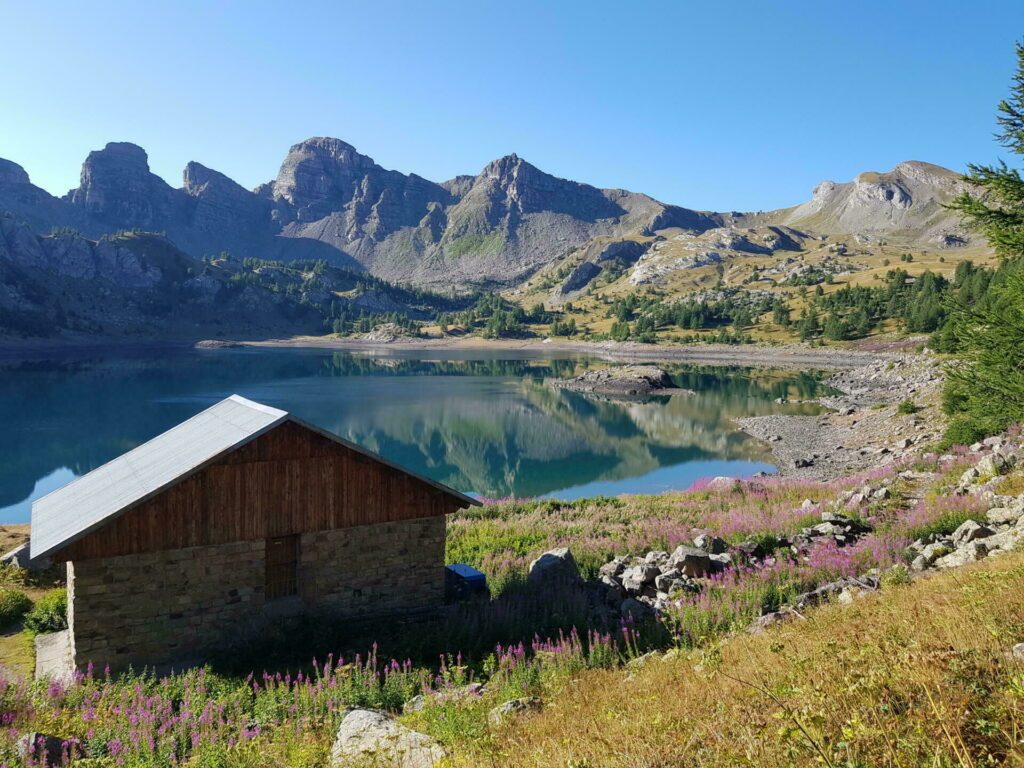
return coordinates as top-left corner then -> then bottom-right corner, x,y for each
30,395 -> 288,560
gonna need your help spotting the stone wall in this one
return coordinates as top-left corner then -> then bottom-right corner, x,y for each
299,516 -> 446,615
68,515 -> 446,672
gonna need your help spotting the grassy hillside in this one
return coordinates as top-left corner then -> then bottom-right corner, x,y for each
3,443 -> 1019,765
457,550 -> 1024,767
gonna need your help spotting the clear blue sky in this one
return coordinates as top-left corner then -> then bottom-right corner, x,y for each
2,0 -> 1022,211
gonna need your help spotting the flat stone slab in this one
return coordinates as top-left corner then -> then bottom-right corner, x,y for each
34,630 -> 73,682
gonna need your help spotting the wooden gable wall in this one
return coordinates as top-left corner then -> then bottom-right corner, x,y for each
56,420 -> 466,562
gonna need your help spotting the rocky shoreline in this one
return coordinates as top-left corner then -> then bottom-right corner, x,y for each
738,353 -> 946,481
220,336 -> 898,369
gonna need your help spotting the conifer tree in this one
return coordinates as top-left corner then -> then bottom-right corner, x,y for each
944,42 -> 1024,442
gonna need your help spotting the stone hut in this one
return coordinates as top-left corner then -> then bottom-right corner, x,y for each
30,395 -> 477,673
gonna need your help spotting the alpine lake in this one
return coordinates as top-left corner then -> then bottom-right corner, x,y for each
0,347 -> 833,523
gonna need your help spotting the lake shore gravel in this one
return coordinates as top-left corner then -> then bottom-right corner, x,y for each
737,353 -> 946,481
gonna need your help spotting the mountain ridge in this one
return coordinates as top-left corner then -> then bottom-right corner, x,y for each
0,142 -> 983,314
0,139 -> 725,289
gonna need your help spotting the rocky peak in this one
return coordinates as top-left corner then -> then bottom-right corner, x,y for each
270,137 -> 381,214
183,161 -> 251,199
0,159 -> 31,186
466,153 -> 623,221
781,160 -> 970,241
67,142 -> 178,227
182,161 -> 269,234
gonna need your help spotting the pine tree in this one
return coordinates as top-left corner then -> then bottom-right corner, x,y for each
943,42 -> 1024,442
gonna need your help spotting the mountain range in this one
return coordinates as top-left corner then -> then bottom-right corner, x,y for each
0,138 -> 722,289
0,138 -> 984,341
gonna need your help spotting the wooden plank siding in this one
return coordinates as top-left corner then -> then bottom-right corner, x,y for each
56,420 -> 466,562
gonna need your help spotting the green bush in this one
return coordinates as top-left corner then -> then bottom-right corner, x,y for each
23,588 -> 67,634
906,509 -> 978,543
0,589 -> 32,630
881,564 -> 912,588
941,415 -> 991,450
896,399 -> 920,415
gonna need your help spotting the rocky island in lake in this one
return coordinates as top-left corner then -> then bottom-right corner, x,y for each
552,365 -> 694,397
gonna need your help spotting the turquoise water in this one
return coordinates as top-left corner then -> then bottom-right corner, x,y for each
0,348 -> 829,523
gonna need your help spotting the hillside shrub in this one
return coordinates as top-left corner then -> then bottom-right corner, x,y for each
896,398 -> 920,415
940,415 -> 990,450
0,589 -> 32,630
23,588 -> 67,634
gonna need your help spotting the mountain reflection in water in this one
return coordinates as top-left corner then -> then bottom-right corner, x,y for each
0,348 -> 831,522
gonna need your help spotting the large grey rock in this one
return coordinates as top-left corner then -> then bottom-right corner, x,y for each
34,630 -> 74,682
977,453 -> 1008,478
528,547 -> 581,587
598,556 -> 627,579
620,564 -> 660,594
620,597 -> 655,621
554,365 -> 681,396
934,540 -> 989,569
668,545 -> 712,578
981,528 -> 1024,553
951,520 -> 994,547
330,709 -> 445,768
693,534 -> 728,554
987,506 -> 1024,526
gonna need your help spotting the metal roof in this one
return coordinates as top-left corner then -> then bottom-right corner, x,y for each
31,395 -> 288,560
30,394 -> 479,561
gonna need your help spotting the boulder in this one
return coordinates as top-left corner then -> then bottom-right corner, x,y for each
403,682 -> 484,714
958,467 -> 981,488
1012,642 -> 1024,661
330,709 -> 445,768
977,453 -> 1008,478
951,520 -> 994,547
488,697 -> 541,726
598,574 -> 627,605
934,540 -> 989,569
599,557 -> 627,579
987,506 -> 1023,526
709,552 -> 733,571
0,543 -> 51,570
981,528 -> 1024,553
620,597 -> 655,621
668,545 -> 712,578
747,610 -> 797,634
528,547 -> 581,587
693,534 -> 728,554
620,564 -> 660,593
654,570 -> 691,595
920,541 -> 952,566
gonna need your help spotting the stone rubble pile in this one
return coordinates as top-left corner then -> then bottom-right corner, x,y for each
910,438 -> 1024,572
522,436 -> 1024,634
592,541 -> 729,615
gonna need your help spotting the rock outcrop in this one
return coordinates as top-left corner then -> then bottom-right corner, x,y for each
553,365 -> 688,396
777,161 -> 973,245
330,709 -> 445,768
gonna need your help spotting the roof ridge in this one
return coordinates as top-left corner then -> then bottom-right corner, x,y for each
226,394 -> 289,417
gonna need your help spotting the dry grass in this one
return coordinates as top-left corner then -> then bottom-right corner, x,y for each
455,552 -> 1024,767
998,470 -> 1024,498
0,525 -> 29,555
0,631 -> 34,678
